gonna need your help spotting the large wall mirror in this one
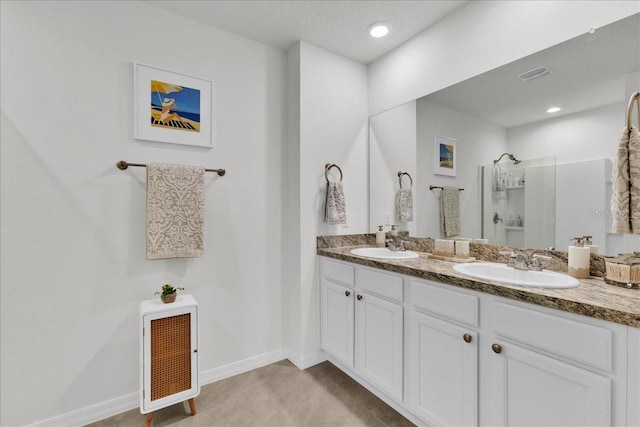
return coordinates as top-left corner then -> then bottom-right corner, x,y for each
369,13 -> 640,256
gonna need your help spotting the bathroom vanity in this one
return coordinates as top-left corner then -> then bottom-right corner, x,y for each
318,243 -> 640,427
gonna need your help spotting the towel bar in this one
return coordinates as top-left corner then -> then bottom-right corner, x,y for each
117,160 -> 225,176
430,185 -> 464,191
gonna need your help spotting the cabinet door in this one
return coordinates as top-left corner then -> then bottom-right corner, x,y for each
490,342 -> 611,427
142,306 -> 198,413
355,291 -> 403,401
408,310 -> 478,427
321,280 -> 354,369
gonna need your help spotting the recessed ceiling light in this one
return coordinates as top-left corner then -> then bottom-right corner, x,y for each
547,107 -> 562,113
369,22 -> 389,38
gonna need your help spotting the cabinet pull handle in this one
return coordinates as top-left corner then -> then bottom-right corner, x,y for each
463,333 -> 472,343
345,290 -> 351,297
492,343 -> 503,354
356,294 -> 363,301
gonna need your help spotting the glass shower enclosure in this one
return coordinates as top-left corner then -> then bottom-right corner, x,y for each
481,157 -> 556,249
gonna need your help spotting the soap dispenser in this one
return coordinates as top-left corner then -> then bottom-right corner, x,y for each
583,235 -> 598,254
376,225 -> 386,247
389,225 -> 398,236
568,237 -> 590,279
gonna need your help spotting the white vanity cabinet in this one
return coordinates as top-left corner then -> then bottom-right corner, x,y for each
407,279 -> 479,427
320,259 -> 355,369
320,257 -> 404,401
318,255 -> 638,427
487,299 -> 628,427
355,267 -> 404,401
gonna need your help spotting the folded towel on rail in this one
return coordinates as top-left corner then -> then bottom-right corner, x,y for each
440,186 -> 460,237
146,163 -> 205,259
397,187 -> 413,222
630,127 -> 640,233
325,181 -> 347,225
611,127 -> 631,233
611,126 -> 640,234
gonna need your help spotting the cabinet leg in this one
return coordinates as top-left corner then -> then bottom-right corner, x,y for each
188,398 -> 197,416
145,412 -> 153,427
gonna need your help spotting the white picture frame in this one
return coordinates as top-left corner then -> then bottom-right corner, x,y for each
433,135 -> 457,177
133,63 -> 213,148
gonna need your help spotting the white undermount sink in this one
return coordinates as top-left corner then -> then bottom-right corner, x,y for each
453,262 -> 579,289
350,247 -> 419,260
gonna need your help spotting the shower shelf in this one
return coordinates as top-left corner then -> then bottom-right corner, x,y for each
505,226 -> 524,231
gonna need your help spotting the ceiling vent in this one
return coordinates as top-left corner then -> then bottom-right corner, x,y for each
518,65 -> 552,81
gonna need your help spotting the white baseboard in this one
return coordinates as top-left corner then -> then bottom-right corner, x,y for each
286,348 -> 327,370
29,392 -> 140,427
199,349 -> 285,384
29,349 -> 287,427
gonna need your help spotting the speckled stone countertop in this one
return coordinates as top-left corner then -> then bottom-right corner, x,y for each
317,235 -> 640,328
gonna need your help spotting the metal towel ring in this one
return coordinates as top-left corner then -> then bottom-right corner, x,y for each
325,163 -> 343,183
627,91 -> 640,130
398,171 -> 413,188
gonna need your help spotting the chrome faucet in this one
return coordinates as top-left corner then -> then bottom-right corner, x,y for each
499,251 -> 552,271
386,238 -> 406,252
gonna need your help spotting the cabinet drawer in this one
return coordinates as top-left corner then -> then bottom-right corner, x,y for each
493,301 -> 614,372
322,257 -> 355,287
357,267 -> 403,302
410,279 -> 479,327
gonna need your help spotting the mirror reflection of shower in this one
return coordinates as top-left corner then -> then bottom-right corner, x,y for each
482,156 -> 556,249
494,152 -> 521,165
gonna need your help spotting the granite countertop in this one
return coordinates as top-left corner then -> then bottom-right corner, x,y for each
318,246 -> 640,328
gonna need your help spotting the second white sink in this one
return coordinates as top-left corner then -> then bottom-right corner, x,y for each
453,262 -> 579,289
350,247 -> 419,260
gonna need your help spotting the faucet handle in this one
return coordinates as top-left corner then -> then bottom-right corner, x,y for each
499,251 -> 517,267
530,254 -> 552,271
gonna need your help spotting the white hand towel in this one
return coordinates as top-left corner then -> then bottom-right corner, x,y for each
397,187 -> 413,222
325,181 -> 346,225
147,163 -> 205,259
440,187 -> 460,237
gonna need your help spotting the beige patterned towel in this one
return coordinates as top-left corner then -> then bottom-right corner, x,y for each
611,127 -> 631,233
147,163 -> 205,259
611,127 -> 640,234
397,187 -> 413,222
440,187 -> 460,237
630,127 -> 640,233
325,182 -> 346,225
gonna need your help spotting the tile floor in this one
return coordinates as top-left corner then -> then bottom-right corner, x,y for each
89,360 -> 415,426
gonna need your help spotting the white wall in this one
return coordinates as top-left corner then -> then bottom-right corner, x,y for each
508,103 -> 625,163
369,101 -> 417,235
369,1 -> 639,115
416,99 -> 507,239
289,41 -> 368,366
0,1 -> 285,425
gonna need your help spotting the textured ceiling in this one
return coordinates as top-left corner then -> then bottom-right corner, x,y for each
144,0 -> 468,64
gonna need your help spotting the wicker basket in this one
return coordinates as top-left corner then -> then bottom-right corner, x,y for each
604,252 -> 640,289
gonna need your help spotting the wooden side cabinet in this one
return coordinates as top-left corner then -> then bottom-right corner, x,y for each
140,294 -> 199,425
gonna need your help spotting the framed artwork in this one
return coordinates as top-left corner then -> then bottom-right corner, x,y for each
134,63 -> 213,148
433,135 -> 457,177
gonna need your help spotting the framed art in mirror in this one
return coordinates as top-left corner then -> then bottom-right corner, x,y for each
134,63 -> 213,148
433,135 -> 457,176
